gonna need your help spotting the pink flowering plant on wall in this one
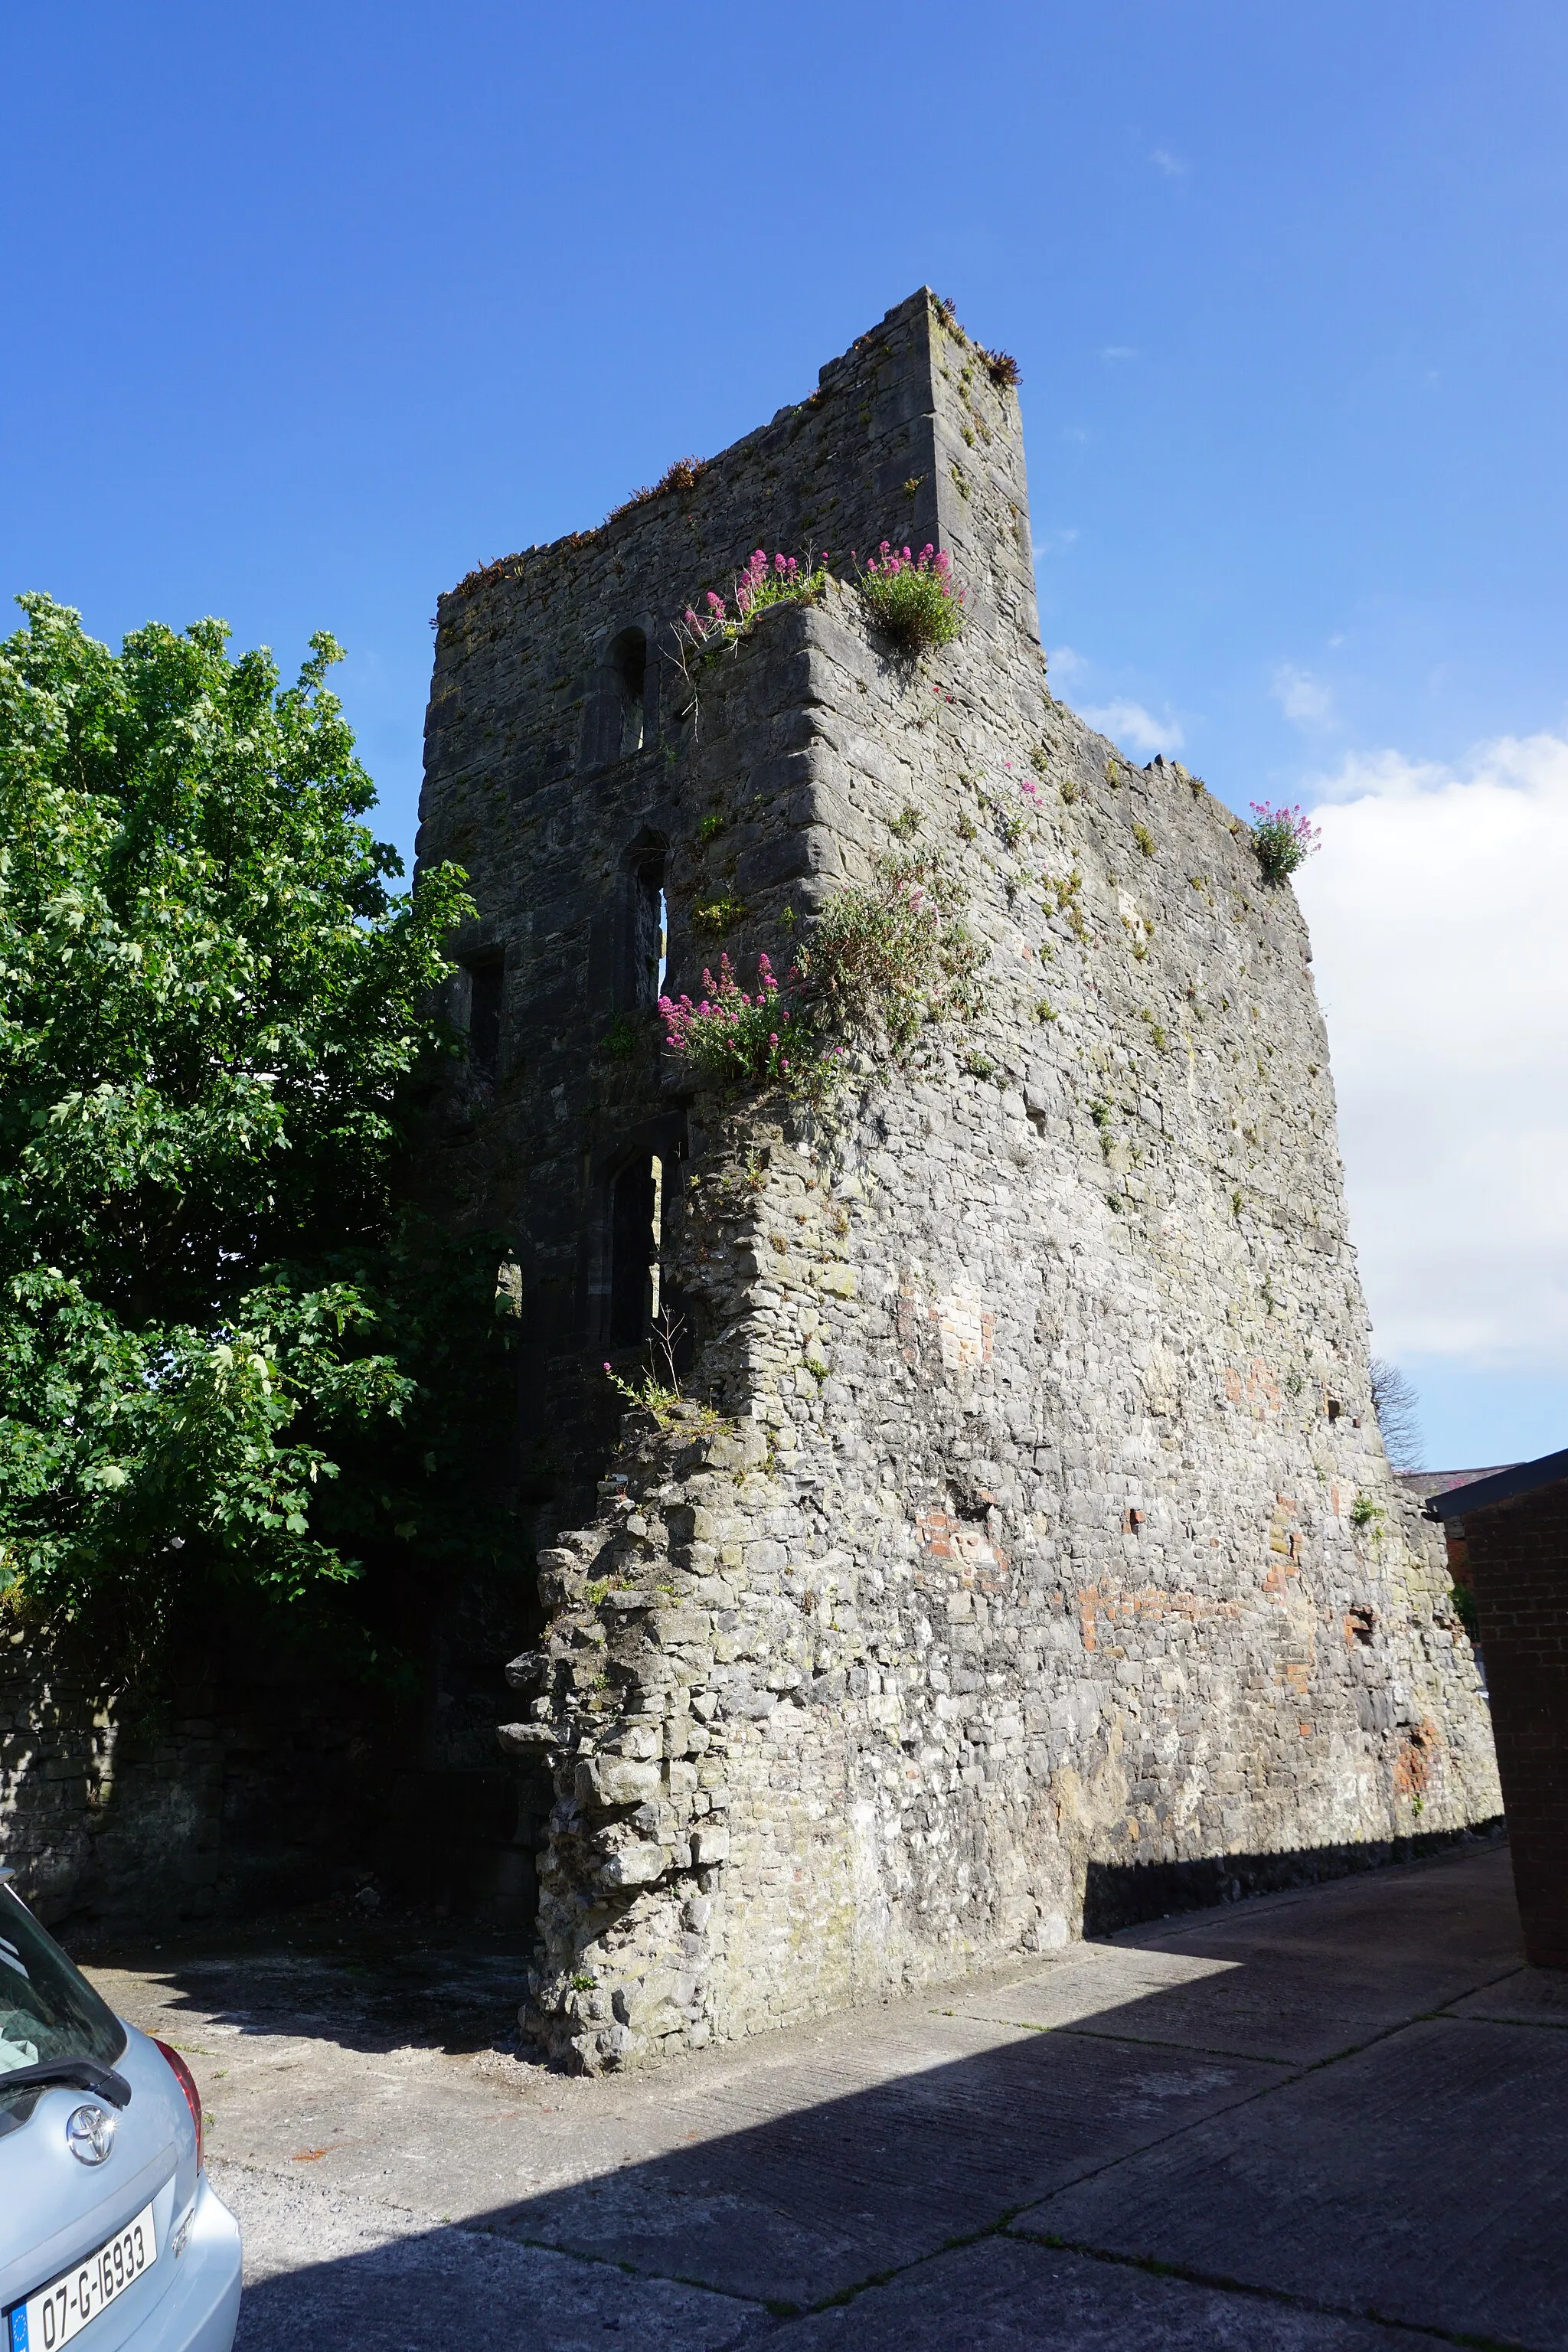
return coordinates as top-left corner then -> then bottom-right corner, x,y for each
853,542 -> 963,655
678,550 -> 827,653
670,549 -> 828,735
659,856 -> 984,1099
658,952 -> 828,1092
1248,802 -> 1321,885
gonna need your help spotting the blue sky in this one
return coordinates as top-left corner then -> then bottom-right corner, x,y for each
6,2 -> 1567,1466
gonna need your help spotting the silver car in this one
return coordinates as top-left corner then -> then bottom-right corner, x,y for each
0,1870 -> 240,2352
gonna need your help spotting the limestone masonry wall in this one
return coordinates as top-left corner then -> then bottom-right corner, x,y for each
416,291 -> 1501,2071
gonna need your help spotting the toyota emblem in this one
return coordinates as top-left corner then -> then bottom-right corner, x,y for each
66,2103 -> 116,2164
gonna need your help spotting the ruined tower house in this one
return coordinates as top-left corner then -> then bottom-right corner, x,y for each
416,290 -> 1500,2072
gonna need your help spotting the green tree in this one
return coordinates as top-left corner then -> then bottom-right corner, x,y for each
0,593 -> 501,1661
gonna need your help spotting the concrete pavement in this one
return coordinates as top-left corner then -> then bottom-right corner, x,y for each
83,1836 -> 1568,2350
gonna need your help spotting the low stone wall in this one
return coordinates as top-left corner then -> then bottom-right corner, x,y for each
0,1629 -> 224,1927
0,1621 -> 481,1933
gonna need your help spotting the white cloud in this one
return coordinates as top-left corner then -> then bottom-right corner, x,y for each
1272,663 -> 1334,724
1032,528 -> 1080,559
1100,345 -> 1140,362
1151,148 -> 1188,178
1080,699 -> 1184,757
1046,644 -> 1088,684
1295,733 -> 1568,1372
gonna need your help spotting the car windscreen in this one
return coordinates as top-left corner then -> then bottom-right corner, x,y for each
0,1882 -> 126,2088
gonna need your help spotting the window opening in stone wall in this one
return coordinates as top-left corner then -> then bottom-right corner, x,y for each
609,1152 -> 662,1348
626,847 -> 667,1008
609,626 -> 646,760
465,955 -> 504,1076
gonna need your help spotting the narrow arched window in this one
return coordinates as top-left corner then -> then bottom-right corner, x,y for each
582,627 -> 650,769
462,952 -> 505,1076
610,627 -> 646,758
623,840 -> 667,1009
609,1152 -> 662,1348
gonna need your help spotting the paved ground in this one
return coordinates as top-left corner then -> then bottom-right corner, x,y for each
82,1838 -> 1568,2351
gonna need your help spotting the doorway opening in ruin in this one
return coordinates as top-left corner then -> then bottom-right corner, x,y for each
609,1150 -> 663,1349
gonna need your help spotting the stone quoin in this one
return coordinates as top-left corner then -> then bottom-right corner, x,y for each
415,289 -> 1501,2072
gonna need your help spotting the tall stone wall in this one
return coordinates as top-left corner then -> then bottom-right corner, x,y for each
416,291 -> 1501,2072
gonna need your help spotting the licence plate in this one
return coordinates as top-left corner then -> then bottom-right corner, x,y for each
8,2200 -> 157,2350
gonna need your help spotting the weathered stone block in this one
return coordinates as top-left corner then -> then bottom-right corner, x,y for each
576,1756 -> 662,1808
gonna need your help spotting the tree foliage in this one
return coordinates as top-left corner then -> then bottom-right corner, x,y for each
0,593 -> 501,1658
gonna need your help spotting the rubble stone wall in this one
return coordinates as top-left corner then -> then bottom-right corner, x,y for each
417,290 -> 1501,2071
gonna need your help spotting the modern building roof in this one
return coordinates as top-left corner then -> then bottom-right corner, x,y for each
1396,1466 -> 1519,1504
1424,1447 -> 1568,1522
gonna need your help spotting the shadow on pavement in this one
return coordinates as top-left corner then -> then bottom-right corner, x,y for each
84,1922 -> 532,2060
217,1844 -> 1567,2352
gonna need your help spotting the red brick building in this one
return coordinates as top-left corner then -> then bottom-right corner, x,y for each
1429,1449 -> 1568,1968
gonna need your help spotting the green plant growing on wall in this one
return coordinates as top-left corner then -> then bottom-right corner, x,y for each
890,802 -> 923,841
854,543 -> 964,655
603,1309 -> 719,1432
696,808 -> 727,848
1350,1494 -> 1383,1530
602,1011 -> 642,1062
1043,867 -> 1088,943
795,851 -> 985,1054
1248,802 -> 1321,885
692,897 -> 748,937
1133,822 -> 1156,858
661,858 -> 985,1097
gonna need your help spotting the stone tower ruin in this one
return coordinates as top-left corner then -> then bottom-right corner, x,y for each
417,290 -> 1500,2071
